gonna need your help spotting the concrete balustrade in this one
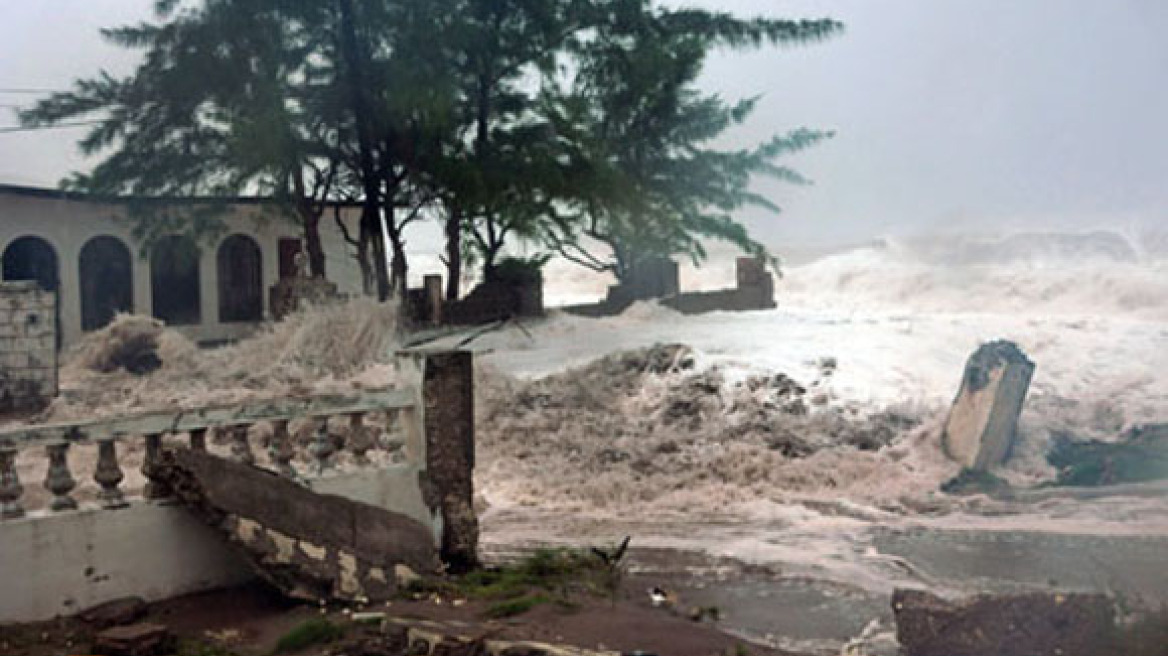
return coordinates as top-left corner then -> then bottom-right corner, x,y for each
0,351 -> 479,622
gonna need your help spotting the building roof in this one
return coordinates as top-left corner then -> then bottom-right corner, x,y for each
0,182 -> 361,207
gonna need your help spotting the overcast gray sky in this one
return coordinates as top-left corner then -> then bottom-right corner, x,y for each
2,0 -> 1166,247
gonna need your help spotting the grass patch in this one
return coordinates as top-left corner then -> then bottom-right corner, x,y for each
273,618 -> 345,654
483,594 -> 552,619
458,548 -> 621,601
405,547 -> 624,620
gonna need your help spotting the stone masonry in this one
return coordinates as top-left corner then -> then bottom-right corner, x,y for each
0,281 -> 57,414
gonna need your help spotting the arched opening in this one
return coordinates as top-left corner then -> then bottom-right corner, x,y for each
217,234 -> 263,322
2,236 -> 59,292
79,236 -> 134,331
150,235 -> 201,325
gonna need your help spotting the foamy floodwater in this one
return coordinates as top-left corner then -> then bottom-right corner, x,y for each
457,231 -> 1168,651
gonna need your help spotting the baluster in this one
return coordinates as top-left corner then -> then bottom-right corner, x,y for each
44,443 -> 78,512
93,439 -> 128,509
142,433 -> 171,500
401,407 -> 424,466
309,416 -> 334,475
269,419 -> 296,477
0,447 -> 24,519
348,412 -> 372,466
229,425 -> 255,465
189,428 -> 208,452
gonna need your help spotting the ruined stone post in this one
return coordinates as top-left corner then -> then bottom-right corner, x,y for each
422,351 -> 478,573
423,275 -> 443,325
942,340 -> 1035,470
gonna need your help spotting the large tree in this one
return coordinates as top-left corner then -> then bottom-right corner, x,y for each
24,0 -> 840,303
21,0 -> 348,278
542,3 -> 840,283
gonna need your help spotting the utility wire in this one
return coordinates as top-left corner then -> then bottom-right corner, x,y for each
0,87 -> 66,94
0,120 -> 105,134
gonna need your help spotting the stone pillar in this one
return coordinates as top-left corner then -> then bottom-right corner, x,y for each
735,256 -> 776,310
423,275 -> 443,325
421,351 -> 478,572
0,281 -> 59,413
942,341 -> 1035,470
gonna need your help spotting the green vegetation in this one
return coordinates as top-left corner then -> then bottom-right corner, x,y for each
483,594 -> 554,619
405,547 -> 623,619
273,618 -> 345,654
22,0 -> 840,300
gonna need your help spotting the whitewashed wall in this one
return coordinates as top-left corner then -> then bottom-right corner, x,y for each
0,187 -> 364,347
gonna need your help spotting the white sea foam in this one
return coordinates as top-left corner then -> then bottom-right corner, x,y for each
469,229 -> 1168,610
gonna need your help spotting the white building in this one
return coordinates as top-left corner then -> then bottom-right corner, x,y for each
0,183 -> 364,347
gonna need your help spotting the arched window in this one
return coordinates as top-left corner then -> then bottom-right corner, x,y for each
217,234 -> 263,322
2,236 -> 59,292
79,236 -> 134,331
150,235 -> 201,325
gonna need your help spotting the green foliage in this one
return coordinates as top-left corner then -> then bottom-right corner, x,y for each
405,547 -> 622,619
483,594 -> 552,619
24,0 -> 841,293
273,618 -> 345,654
540,2 -> 839,282
459,547 -> 620,601
487,254 -> 552,285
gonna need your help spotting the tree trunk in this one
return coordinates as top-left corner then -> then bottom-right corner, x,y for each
303,211 -> 326,278
444,203 -> 462,301
338,0 -> 390,301
292,174 -> 327,278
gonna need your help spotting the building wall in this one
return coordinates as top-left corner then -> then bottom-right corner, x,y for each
0,282 -> 58,412
0,188 -> 364,347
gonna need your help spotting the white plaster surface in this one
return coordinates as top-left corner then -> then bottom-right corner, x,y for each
0,466 -> 441,622
0,188 -> 364,347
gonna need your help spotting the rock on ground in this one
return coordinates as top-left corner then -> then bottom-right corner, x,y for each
891,588 -> 1115,656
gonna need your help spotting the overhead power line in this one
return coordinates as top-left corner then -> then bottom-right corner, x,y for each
0,87 -> 67,95
0,120 -> 105,134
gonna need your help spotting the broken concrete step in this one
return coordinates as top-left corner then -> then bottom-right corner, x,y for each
91,622 -> 174,656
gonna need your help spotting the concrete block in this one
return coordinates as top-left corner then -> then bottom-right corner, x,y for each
892,589 -> 1115,656
941,340 -> 1035,470
92,622 -> 175,656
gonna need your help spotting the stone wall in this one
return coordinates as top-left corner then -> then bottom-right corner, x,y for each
563,257 -> 776,317
0,281 -> 57,414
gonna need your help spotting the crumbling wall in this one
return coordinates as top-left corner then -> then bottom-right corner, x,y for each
563,257 -> 776,317
0,281 -> 57,413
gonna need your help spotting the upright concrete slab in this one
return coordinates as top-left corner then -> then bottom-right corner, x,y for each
941,340 -> 1035,470
421,351 -> 479,572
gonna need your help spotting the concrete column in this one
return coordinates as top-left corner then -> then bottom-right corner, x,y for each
198,244 -> 217,337
56,240 -> 81,347
133,250 -> 152,322
421,350 -> 478,572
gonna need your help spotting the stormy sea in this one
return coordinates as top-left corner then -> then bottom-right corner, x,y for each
454,229 -> 1168,654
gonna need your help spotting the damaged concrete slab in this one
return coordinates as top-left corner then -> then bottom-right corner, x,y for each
892,588 -> 1116,656
941,340 -> 1035,470
155,448 -> 439,604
